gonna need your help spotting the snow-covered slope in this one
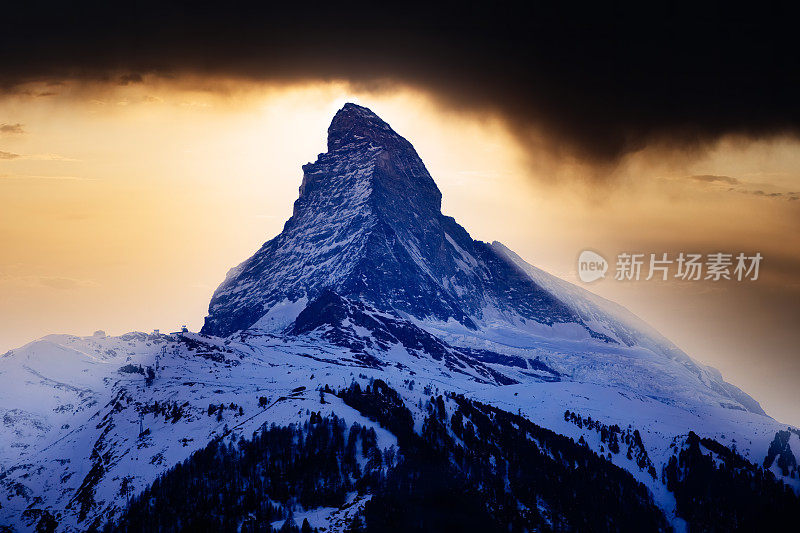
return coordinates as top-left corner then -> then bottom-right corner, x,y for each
1,103 -> 795,531
0,331 -> 795,531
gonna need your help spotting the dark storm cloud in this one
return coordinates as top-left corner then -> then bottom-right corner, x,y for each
2,2 -> 799,162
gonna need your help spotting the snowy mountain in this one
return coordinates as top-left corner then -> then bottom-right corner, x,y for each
1,104 -> 798,532
203,103 -> 762,416
203,103 -> 584,338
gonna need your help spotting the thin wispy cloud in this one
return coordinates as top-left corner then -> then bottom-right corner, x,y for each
683,174 -> 799,201
0,173 -> 95,181
38,276 -> 99,290
0,123 -> 24,134
24,153 -> 80,161
0,273 -> 98,290
738,189 -> 800,201
689,174 -> 740,185
0,151 -> 79,161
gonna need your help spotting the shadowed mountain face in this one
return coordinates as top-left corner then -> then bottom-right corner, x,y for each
201,103 -> 583,338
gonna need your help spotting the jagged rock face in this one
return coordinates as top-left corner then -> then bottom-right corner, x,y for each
202,103 -> 581,337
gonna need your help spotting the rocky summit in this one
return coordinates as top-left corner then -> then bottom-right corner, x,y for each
202,103 -> 579,338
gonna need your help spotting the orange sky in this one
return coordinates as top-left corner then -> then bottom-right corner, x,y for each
1,79 -> 799,425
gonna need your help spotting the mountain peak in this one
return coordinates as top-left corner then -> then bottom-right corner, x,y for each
327,103 -> 404,152
202,104 -> 583,337
198,104 -> 764,416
